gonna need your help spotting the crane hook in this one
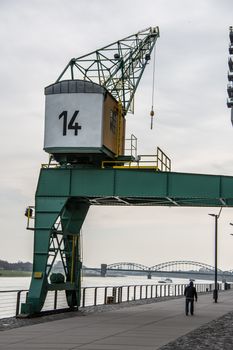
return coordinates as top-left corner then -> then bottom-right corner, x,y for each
150,108 -> 154,130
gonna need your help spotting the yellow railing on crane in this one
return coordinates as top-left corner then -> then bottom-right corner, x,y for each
102,147 -> 171,172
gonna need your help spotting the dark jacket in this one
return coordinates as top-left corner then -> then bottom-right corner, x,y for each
184,285 -> 197,301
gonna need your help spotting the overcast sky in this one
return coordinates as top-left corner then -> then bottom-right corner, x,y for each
1,0 -> 233,270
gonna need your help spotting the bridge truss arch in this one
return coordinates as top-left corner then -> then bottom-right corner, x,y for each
107,262 -> 149,271
106,260 -> 225,274
150,260 -> 223,273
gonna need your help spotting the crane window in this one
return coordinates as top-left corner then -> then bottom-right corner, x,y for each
110,109 -> 117,134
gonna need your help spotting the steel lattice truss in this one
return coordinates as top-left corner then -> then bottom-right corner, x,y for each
107,262 -> 148,271
150,260 -> 221,273
56,27 -> 159,114
107,260 -> 224,273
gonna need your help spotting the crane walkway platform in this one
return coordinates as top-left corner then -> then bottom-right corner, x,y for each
1,290 -> 233,350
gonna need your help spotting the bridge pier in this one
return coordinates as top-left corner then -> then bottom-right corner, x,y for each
101,264 -> 107,277
147,272 -> 152,279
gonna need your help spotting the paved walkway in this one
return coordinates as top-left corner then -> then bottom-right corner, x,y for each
1,291 -> 233,350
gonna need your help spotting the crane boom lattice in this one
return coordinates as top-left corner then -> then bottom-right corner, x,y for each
56,27 -> 159,114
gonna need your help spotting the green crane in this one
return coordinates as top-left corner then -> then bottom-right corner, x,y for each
21,27 -> 160,316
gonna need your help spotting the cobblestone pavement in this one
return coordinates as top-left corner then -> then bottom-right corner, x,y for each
159,311 -> 233,350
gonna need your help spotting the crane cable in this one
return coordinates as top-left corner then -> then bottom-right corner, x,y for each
150,47 -> 156,129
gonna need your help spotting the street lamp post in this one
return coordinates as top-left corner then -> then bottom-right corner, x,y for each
208,208 -> 222,303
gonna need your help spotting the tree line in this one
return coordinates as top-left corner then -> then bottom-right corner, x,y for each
0,259 -> 32,271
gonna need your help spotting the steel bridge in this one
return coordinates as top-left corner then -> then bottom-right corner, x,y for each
92,261 -> 233,281
107,261 -> 224,273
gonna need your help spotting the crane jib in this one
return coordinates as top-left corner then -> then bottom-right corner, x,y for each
56,27 -> 159,115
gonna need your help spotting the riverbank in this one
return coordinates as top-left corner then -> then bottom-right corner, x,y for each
0,270 -> 31,278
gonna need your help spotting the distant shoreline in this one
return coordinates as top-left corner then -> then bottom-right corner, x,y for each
0,270 -> 31,277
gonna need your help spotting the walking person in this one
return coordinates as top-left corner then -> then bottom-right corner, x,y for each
184,281 -> 197,316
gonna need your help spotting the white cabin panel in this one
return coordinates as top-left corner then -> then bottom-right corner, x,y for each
44,93 -> 104,151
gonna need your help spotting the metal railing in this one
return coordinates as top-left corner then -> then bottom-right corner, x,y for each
0,290 -> 28,319
157,147 -> 171,172
101,147 -> 171,172
0,282 -> 229,319
124,134 -> 137,159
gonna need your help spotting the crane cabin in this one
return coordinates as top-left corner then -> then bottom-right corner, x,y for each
44,79 -> 125,165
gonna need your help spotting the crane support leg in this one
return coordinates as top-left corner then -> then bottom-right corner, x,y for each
61,199 -> 90,308
20,188 -> 89,315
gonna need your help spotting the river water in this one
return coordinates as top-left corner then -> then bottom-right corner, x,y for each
0,275 -> 212,291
